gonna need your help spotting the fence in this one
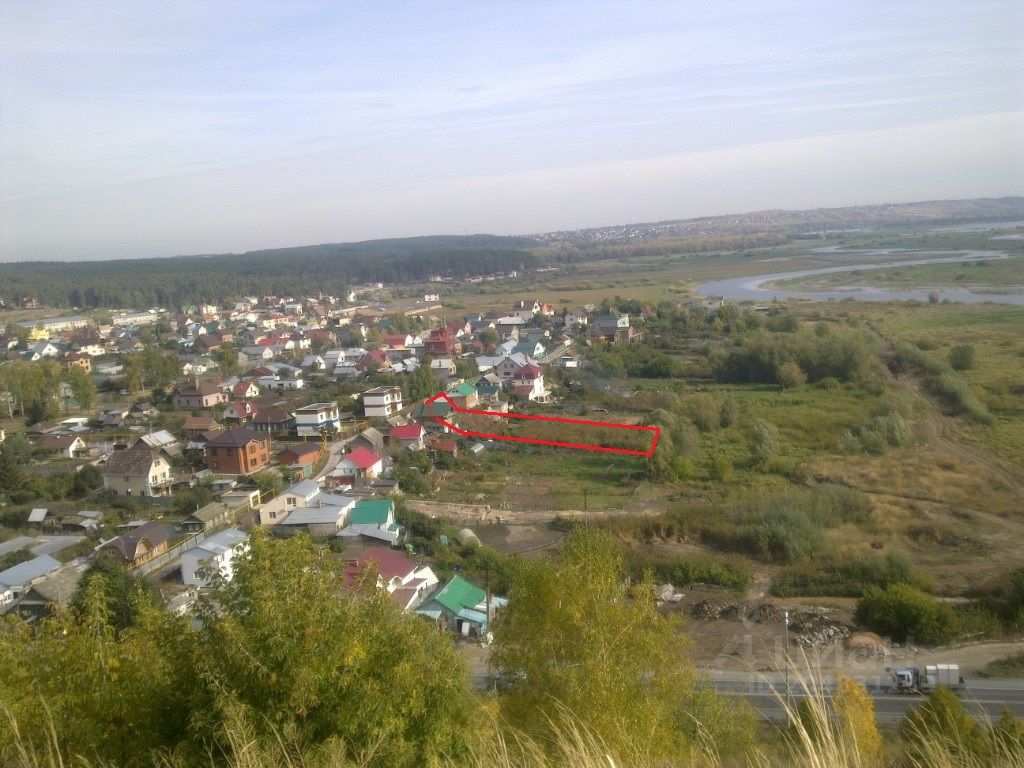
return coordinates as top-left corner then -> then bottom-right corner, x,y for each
132,496 -> 259,576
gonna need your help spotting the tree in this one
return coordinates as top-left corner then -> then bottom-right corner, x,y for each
70,557 -> 162,632
72,463 -> 103,495
250,468 -> 283,500
834,675 -> 883,765
213,345 -> 240,374
854,583 -> 954,644
491,528 -> 753,761
195,530 -> 475,765
65,366 -> 96,410
949,344 -> 976,371
899,686 -> 987,764
749,418 -> 780,468
710,454 -> 733,482
777,360 -> 807,389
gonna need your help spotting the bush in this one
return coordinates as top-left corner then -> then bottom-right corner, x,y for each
854,583 -> 956,644
709,454 -> 733,482
749,418 -> 780,468
772,552 -> 932,597
949,343 -> 976,371
623,550 -> 751,592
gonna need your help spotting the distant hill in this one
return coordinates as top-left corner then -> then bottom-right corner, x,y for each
1,198 -> 1021,310
0,235 -> 540,310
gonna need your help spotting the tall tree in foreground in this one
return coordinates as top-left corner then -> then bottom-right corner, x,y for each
491,527 -> 754,762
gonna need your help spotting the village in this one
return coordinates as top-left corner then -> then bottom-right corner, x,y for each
0,290 -> 657,638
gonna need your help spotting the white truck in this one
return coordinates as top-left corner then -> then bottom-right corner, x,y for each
890,663 -> 965,694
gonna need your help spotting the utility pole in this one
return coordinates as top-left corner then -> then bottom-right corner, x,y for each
783,610 -> 791,707
582,487 -> 588,525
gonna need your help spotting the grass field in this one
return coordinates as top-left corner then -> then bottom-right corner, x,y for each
772,254 -> 1024,292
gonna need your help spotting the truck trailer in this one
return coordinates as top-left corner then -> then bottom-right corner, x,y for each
890,664 -> 965,694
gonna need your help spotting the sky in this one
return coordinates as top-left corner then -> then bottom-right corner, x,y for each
1,1 -> 1023,262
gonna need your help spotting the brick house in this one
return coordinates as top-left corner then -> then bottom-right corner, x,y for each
204,427 -> 272,475
172,378 -> 228,408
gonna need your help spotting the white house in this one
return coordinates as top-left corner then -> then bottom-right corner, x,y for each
294,402 -> 340,438
338,498 -> 404,546
180,528 -> 249,587
363,386 -> 403,418
511,362 -> 549,402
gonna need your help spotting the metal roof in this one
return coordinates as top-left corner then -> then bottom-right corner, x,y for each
0,555 -> 62,589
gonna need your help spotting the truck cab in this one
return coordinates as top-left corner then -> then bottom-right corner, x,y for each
891,667 -> 919,693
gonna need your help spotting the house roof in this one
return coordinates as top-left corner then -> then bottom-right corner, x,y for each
349,499 -> 393,526
137,430 -> 178,449
27,508 -> 48,523
251,408 -> 293,425
103,443 -> 161,476
430,575 -> 486,615
355,427 -> 385,449
205,426 -> 265,449
280,442 -> 321,457
0,554 -> 62,589
100,522 -> 168,562
186,502 -> 232,524
36,434 -> 82,450
183,415 -> 220,431
186,528 -> 247,558
343,447 -> 382,469
389,424 -> 424,440
280,506 -> 348,526
175,378 -> 221,397
345,546 -> 416,582
513,362 -> 543,378
451,382 -> 476,396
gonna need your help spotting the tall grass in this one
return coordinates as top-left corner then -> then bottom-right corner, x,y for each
7,667 -> 1022,768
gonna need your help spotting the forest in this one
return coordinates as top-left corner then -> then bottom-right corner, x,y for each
0,235 -> 539,309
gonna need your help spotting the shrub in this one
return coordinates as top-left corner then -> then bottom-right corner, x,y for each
709,454 -> 733,482
854,583 -> 955,644
749,418 -> 780,468
899,687 -> 988,764
777,360 -> 807,389
949,343 -> 976,370
772,552 -> 932,597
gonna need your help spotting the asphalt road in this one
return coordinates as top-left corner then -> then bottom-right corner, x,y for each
472,670 -> 1024,724
709,672 -> 1024,724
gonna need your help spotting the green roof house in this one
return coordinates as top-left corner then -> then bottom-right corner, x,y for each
415,575 -> 507,637
337,498 -> 403,546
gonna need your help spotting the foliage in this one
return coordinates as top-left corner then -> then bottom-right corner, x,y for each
949,343 -> 977,371
491,527 -> 754,762
250,468 -> 283,499
834,675 -> 884,765
854,583 -> 955,645
771,552 -> 933,597
194,531 -> 477,766
70,557 -> 162,632
0,235 -> 539,309
0,548 -> 34,572
899,687 -> 988,765
72,463 -> 104,495
748,418 -> 780,467
621,549 -> 751,591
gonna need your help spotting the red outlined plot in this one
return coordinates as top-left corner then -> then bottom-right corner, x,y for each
423,392 -> 660,456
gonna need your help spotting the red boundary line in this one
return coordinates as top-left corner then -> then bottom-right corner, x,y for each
423,392 -> 660,457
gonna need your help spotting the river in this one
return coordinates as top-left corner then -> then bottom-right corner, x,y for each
696,250 -> 1024,305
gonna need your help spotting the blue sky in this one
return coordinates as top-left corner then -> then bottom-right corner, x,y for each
1,1 -> 1022,261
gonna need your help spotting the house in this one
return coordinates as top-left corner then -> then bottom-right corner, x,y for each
63,352 -> 92,373
204,427 -> 272,475
429,358 -> 457,379
9,562 -> 86,620
512,340 -> 545,359
350,427 -> 385,455
389,423 -> 425,451
330,447 -> 383,482
183,414 -> 221,437
35,434 -> 87,458
362,386 -> 402,418
563,308 -> 588,328
258,479 -> 322,525
180,528 -> 248,587
278,443 -> 322,469
593,310 -> 631,340
475,372 -> 503,400
0,555 -> 63,609
426,435 -> 459,457
338,498 -> 404,546
416,575 -> 506,637
172,378 -> 228,408
447,381 -> 478,409
231,379 -> 261,399
294,402 -> 341,438
180,502 -> 233,533
102,444 -> 173,497
422,328 -> 461,358
136,430 -> 182,457
512,299 -> 541,315
494,353 -> 531,381
222,400 -> 258,424
384,334 -> 414,349
343,547 -> 438,610
277,494 -> 355,536
96,522 -> 169,568
299,354 -> 327,371
250,408 -> 295,437
511,362 -> 549,402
